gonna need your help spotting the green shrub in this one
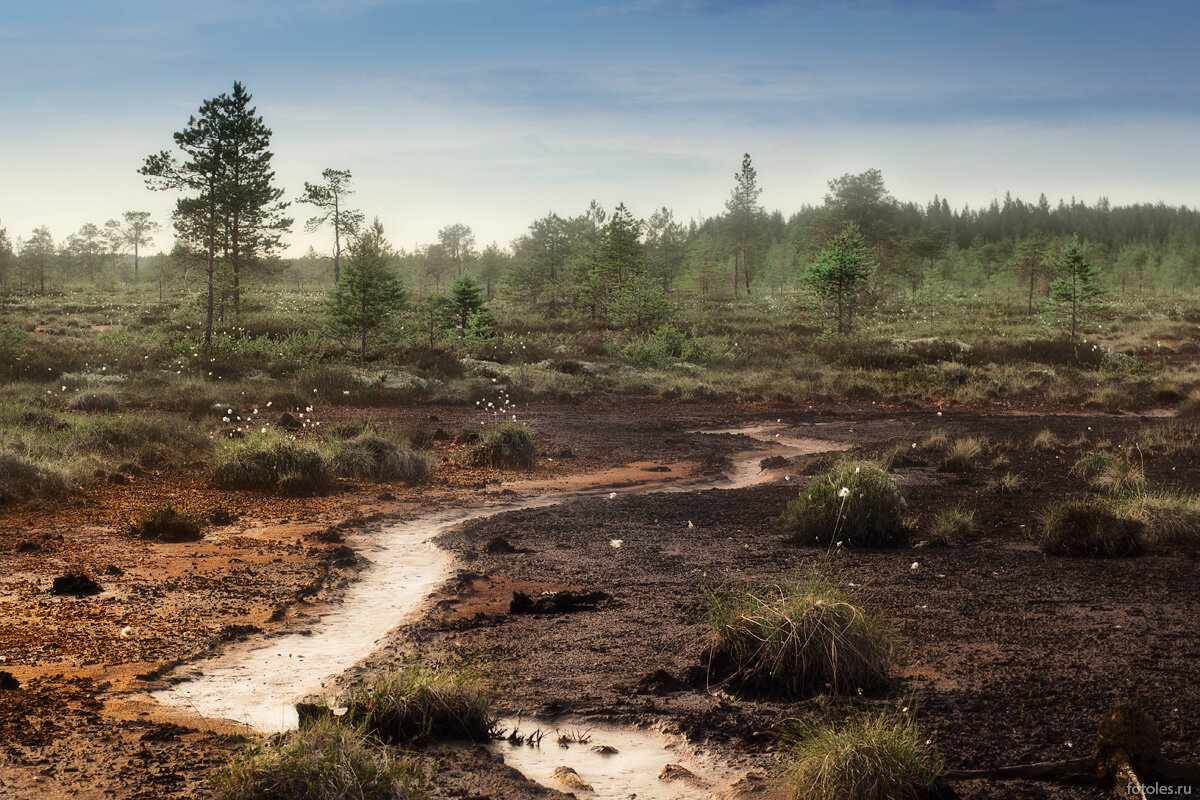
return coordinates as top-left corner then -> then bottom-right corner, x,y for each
332,433 -> 430,483
68,391 -> 121,412
335,661 -> 496,743
783,711 -> 945,800
780,461 -> 908,548
211,433 -> 331,496
469,423 -> 536,468
707,577 -> 900,697
216,718 -> 426,800
1039,498 -> 1144,557
0,452 -> 71,505
129,506 -> 205,542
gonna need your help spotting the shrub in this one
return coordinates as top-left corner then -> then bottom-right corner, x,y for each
216,718 -> 426,800
937,437 -> 984,473
211,433 -> 331,496
469,423 -> 536,468
0,452 -> 71,505
332,433 -> 431,483
1039,498 -> 1144,557
129,506 -> 205,542
706,577 -> 900,697
780,461 -> 907,548
68,391 -> 121,412
783,711 -> 945,800
927,505 -> 976,545
335,661 -> 496,742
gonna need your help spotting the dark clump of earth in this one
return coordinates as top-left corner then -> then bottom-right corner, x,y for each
51,574 -> 102,596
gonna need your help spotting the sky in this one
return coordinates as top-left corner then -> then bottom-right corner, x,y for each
2,0 -> 1198,256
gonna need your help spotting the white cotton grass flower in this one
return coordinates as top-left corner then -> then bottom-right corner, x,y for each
687,520 -> 694,529
120,626 -> 133,638
910,562 -> 920,570
608,492 -> 617,500
610,539 -> 623,548
838,487 -> 851,498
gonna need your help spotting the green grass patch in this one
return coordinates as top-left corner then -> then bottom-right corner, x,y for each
1039,498 -> 1145,557
468,423 -> 536,468
211,432 -> 332,496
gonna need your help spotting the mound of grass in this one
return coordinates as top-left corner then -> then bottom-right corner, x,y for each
780,461 -> 908,548
335,661 -> 497,743
129,505 -> 205,542
216,718 -> 426,800
783,711 -> 945,800
1039,498 -> 1145,558
986,471 -> 1024,493
1071,452 -> 1145,494
469,423 -> 536,468
0,452 -> 72,505
211,433 -> 331,496
1177,390 -> 1200,419
1031,428 -> 1059,450
927,505 -> 976,545
707,577 -> 900,697
937,436 -> 984,473
68,391 -> 121,412
1114,491 -> 1200,546
332,433 -> 431,483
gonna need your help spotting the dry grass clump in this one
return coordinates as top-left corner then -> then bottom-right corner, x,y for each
707,577 -> 901,697
1071,452 -> 1146,495
335,661 -> 497,743
783,711 -> 945,800
780,461 -> 908,548
332,432 -> 431,483
1031,428 -> 1059,450
468,423 -> 536,468
0,452 -> 72,505
211,432 -> 331,496
67,391 -> 121,412
986,472 -> 1024,493
1039,498 -> 1145,558
216,718 -> 426,800
1176,389 -> 1200,419
937,436 -> 985,473
1089,385 -> 1133,412
918,431 -> 949,451
129,505 -> 205,542
926,505 -> 977,545
1114,492 -> 1200,546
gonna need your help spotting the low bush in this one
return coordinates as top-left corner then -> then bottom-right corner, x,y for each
780,461 -> 908,548
216,718 -> 426,800
783,711 -> 945,800
335,660 -> 496,742
706,577 -> 900,697
129,506 -> 205,542
68,391 -> 121,412
211,433 -> 331,496
332,433 -> 431,483
469,423 -> 536,468
1039,498 -> 1145,557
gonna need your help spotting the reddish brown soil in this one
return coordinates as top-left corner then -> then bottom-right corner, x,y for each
2,399 -> 1197,799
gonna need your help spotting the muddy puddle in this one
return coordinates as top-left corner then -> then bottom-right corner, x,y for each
491,717 -> 736,800
152,422 -> 844,779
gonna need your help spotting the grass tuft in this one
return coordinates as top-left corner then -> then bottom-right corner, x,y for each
68,391 -> 121,412
937,436 -> 984,473
780,461 -> 907,548
1114,491 -> 1200,546
0,452 -> 72,505
926,505 -> 976,545
707,576 -> 900,697
468,423 -> 536,468
216,718 -> 426,800
782,711 -> 945,800
334,660 -> 497,743
332,432 -> 431,483
129,505 -> 205,542
1039,498 -> 1144,558
211,432 -> 331,496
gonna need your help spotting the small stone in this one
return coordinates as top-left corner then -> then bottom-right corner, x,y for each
658,763 -> 707,786
551,765 -> 593,792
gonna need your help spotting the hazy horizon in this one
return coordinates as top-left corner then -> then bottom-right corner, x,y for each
3,0 -> 1197,256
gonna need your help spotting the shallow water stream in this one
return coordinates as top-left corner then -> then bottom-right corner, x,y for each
152,423 -> 846,791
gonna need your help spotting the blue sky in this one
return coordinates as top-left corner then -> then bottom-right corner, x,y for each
2,0 -> 1197,255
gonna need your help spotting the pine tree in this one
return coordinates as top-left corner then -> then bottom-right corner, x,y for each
325,219 -> 408,358
298,169 -> 363,283
726,153 -> 762,294
1048,240 -> 1103,339
805,223 -> 874,336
